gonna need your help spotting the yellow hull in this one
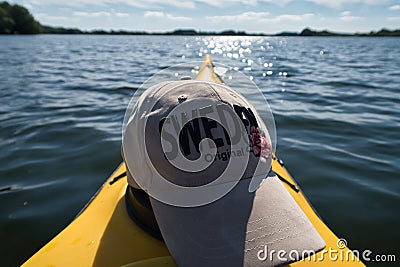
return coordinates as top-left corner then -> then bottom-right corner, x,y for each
22,55 -> 365,267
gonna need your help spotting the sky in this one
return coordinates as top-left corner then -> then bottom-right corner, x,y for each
10,0 -> 400,33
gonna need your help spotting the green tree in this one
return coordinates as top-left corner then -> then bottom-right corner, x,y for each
0,2 -> 15,33
0,1 -> 41,34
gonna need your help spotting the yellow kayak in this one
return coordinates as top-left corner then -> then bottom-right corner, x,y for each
22,55 -> 365,267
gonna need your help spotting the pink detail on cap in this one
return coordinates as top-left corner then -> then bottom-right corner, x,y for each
250,126 -> 271,159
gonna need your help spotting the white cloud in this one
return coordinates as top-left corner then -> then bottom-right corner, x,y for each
339,11 -> 361,22
25,0 -> 195,9
148,0 -> 195,9
74,11 -> 111,17
308,0 -> 387,8
35,13 -> 70,21
207,12 -> 314,23
310,0 -> 353,8
387,16 -> 400,21
27,0 -> 106,8
124,0 -> 191,9
340,11 -> 351,16
22,3 -> 34,10
115,12 -> 130,17
198,0 -> 295,7
196,0 -> 259,7
274,13 -> 314,21
207,11 -> 270,22
389,5 -> 400,11
144,11 -> 165,18
72,10 -> 130,18
259,0 -> 294,6
144,11 -> 192,21
200,0 -> 388,8
340,15 -> 361,21
165,14 -> 192,21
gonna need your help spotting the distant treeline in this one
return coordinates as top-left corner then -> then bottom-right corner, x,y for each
40,27 -> 254,36
34,26 -> 400,37
1,1 -> 399,36
288,28 -> 400,37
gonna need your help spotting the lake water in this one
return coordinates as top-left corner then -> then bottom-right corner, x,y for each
0,35 -> 399,266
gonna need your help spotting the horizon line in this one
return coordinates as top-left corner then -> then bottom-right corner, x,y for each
38,25 -> 400,37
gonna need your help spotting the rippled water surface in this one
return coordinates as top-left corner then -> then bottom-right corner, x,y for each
0,35 -> 399,266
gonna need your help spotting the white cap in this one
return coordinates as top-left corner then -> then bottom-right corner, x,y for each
122,80 -> 325,266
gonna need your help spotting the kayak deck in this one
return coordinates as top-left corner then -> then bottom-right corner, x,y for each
22,55 -> 365,267
23,163 -> 170,267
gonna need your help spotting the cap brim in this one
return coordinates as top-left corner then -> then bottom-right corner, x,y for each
150,172 -> 325,267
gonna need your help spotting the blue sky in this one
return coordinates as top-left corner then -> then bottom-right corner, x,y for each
11,0 -> 400,33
